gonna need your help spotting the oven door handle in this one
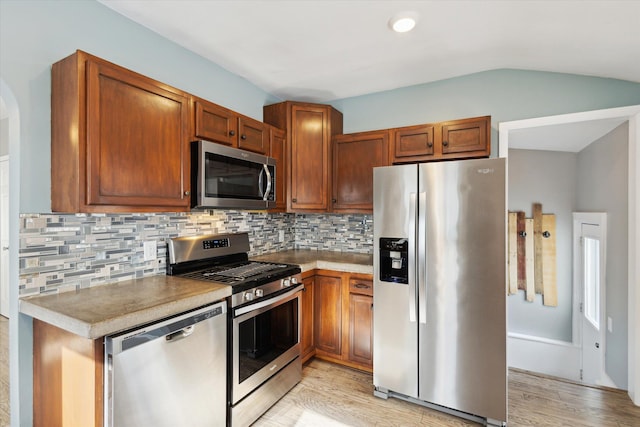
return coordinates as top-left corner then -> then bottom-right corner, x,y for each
234,285 -> 302,317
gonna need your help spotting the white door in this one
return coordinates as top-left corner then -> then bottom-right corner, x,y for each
0,156 -> 8,317
573,212 -> 609,386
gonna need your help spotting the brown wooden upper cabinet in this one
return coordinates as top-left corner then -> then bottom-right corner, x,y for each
440,116 -> 490,159
51,50 -> 191,213
390,116 -> 491,164
390,124 -> 435,164
264,101 -> 343,212
194,97 -> 268,155
268,126 -> 287,212
332,130 -> 389,213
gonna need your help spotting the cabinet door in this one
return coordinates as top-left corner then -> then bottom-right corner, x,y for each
440,116 -> 490,158
238,115 -> 268,155
348,293 -> 373,367
290,105 -> 330,211
85,59 -> 189,209
269,126 -> 287,211
194,99 -> 238,146
314,274 -> 342,356
391,124 -> 434,164
332,131 -> 388,213
300,275 -> 315,362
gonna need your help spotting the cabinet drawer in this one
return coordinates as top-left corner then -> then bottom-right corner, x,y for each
349,279 -> 373,296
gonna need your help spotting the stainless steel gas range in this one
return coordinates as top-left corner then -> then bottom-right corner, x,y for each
167,232 -> 303,427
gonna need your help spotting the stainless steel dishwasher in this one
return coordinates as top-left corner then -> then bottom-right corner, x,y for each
104,301 -> 227,427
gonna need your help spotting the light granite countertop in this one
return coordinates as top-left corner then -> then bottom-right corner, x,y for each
20,250 -> 372,339
20,275 -> 231,339
252,249 -> 373,275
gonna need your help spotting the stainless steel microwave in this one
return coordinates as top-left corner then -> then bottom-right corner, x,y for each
191,141 -> 276,209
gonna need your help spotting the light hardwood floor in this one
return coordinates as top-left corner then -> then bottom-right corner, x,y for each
0,316 -> 638,426
256,358 -> 640,427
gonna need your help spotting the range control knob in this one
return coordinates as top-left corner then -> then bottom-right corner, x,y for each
254,289 -> 264,298
244,292 -> 255,302
281,278 -> 291,288
291,277 -> 298,285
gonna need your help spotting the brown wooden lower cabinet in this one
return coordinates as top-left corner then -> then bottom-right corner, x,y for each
301,269 -> 373,372
348,277 -> 373,367
314,272 -> 343,356
33,319 -> 103,427
300,272 -> 316,363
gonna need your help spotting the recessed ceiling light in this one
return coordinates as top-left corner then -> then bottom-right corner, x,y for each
389,12 -> 418,33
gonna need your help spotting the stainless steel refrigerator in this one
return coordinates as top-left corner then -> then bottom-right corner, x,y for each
373,158 -> 507,426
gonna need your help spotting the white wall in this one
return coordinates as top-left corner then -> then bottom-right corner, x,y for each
507,149 -> 577,342
576,123 -> 629,388
0,118 -> 8,156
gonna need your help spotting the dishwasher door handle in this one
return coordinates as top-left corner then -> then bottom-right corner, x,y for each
166,325 -> 195,343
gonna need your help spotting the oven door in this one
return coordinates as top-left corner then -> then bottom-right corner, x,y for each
232,285 -> 301,404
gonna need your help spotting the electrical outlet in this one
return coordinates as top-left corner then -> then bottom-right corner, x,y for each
608,316 -> 613,333
278,230 -> 285,242
143,241 -> 157,262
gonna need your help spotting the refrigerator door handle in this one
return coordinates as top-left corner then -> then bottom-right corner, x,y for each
408,192 -> 417,323
418,191 -> 427,324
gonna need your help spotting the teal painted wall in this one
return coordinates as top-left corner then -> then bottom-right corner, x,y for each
331,69 -> 640,152
0,0 -> 279,213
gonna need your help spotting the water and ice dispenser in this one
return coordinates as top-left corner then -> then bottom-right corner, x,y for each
379,238 -> 409,284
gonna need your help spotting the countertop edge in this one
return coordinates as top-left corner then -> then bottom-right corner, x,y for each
20,286 -> 231,339
20,299 -> 92,337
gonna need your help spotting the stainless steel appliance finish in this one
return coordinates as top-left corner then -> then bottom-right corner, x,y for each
373,158 -> 507,426
104,302 -> 227,427
166,232 -> 303,427
192,140 -> 276,210
230,283 -> 302,427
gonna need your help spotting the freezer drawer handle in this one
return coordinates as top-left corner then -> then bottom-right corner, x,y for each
166,325 -> 195,343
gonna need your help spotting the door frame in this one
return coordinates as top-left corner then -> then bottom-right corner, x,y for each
0,155 -> 8,317
573,212 -> 614,386
499,104 -> 640,404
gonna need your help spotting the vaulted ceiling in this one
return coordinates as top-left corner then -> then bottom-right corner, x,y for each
97,0 -> 639,151
99,0 -> 640,103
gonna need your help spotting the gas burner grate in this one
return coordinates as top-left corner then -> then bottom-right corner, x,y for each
180,262 -> 288,284
214,262 -> 284,279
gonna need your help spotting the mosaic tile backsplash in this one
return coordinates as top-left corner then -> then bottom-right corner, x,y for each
19,211 -> 373,296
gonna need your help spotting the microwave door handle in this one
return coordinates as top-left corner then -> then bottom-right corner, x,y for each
258,166 -> 265,198
262,164 -> 272,201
